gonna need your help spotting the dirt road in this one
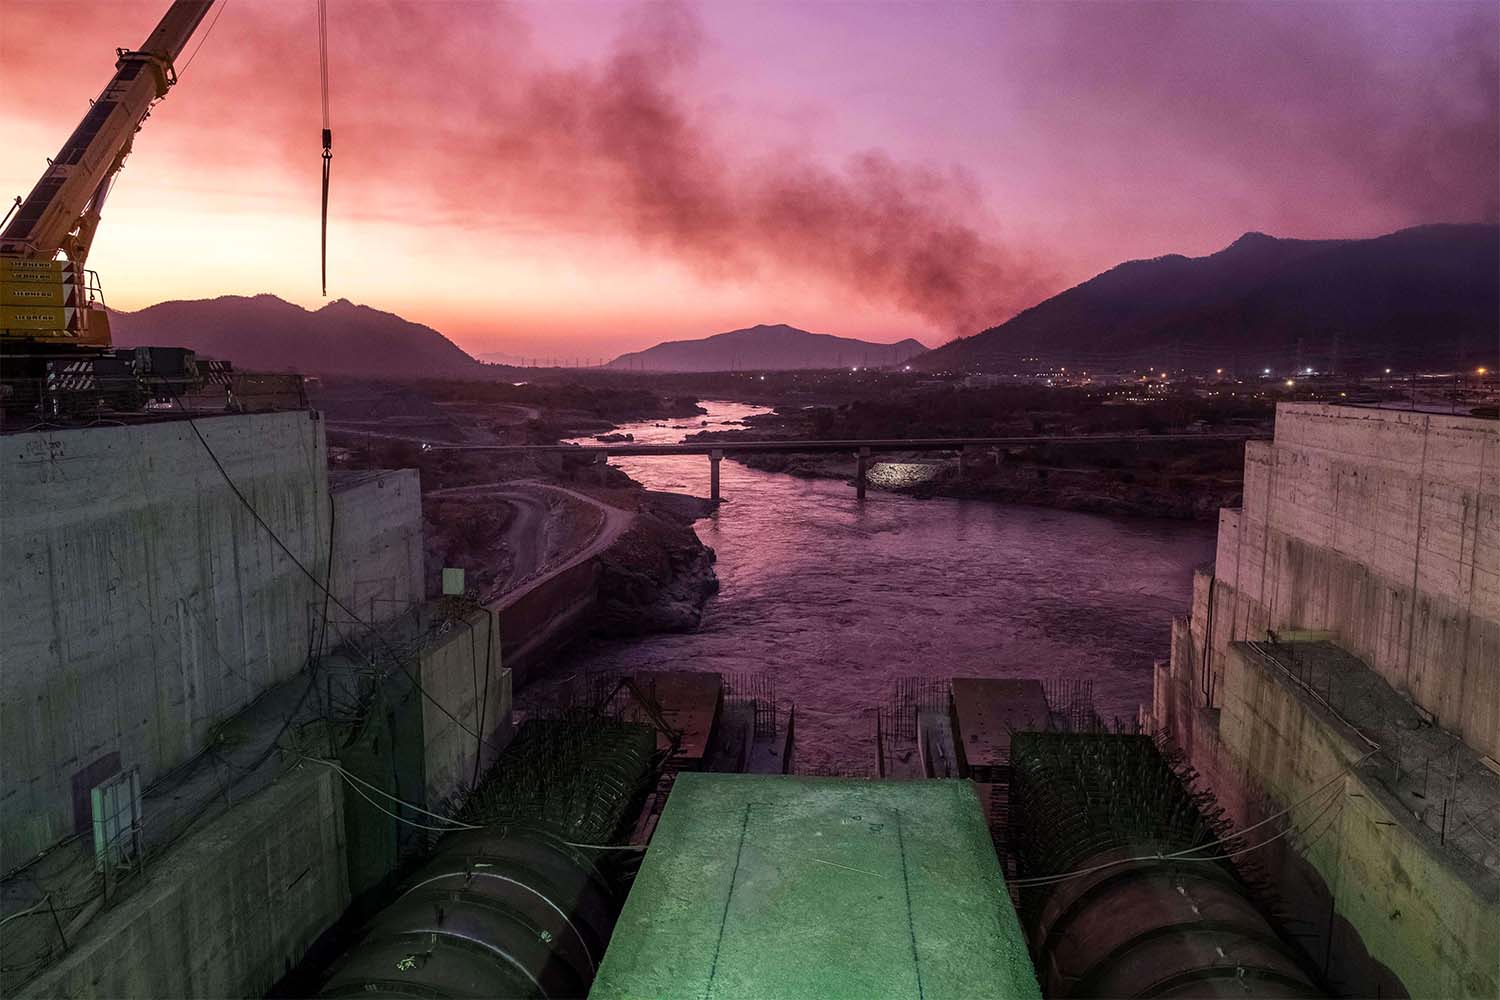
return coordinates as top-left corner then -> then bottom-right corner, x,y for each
427,480 -> 634,603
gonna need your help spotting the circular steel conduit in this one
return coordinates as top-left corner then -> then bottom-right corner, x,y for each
320,828 -> 616,998
1031,845 -> 1320,999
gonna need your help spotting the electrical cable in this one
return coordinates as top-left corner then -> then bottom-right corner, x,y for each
1009,773 -> 1348,889
297,754 -> 479,829
231,491 -> 339,779
1166,781 -> 1348,867
335,769 -> 480,835
471,607 -> 495,788
299,755 -> 652,851
1009,749 -> 1376,889
158,383 -> 502,752
0,895 -> 52,929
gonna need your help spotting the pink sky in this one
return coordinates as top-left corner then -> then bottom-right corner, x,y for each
2,1 -> 1495,359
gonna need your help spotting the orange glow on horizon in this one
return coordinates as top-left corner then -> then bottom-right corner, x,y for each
4,1 -> 1495,359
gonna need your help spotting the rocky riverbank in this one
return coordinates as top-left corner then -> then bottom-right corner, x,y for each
593,490 -> 719,635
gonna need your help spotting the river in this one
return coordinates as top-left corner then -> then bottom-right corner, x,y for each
530,400 -> 1216,773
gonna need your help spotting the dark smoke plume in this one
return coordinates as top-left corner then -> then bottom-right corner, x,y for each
421,3 -> 1050,334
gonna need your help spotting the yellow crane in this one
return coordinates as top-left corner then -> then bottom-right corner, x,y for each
0,1 -> 219,411
1,1 -> 217,345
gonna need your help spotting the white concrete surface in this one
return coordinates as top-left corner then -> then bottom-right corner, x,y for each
1,413 -> 332,863
329,469 -> 426,638
417,608 -> 511,810
20,764 -> 348,999
1171,403 -> 1500,772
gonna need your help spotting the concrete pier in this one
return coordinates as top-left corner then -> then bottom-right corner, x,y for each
709,448 -> 722,502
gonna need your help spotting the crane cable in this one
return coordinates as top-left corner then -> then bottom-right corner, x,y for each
318,0 -> 332,296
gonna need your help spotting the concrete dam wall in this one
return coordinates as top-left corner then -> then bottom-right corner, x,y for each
0,411 -> 331,863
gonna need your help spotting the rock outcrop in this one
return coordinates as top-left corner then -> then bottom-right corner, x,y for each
592,495 -> 719,635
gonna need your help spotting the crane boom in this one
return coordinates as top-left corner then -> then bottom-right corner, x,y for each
0,0 -> 215,263
1,0 -> 215,358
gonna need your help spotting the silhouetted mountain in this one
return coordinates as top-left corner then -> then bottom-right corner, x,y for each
608,323 -> 927,372
110,295 -> 484,377
914,224 -> 1499,373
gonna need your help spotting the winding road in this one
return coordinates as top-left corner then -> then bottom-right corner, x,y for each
426,480 -> 634,605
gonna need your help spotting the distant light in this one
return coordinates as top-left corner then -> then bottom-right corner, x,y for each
852,367 -> 858,372
759,375 -> 765,380
1285,379 -> 1295,387
1160,372 -> 1168,380
903,365 -> 911,372
1263,368 -> 1271,375
1385,368 -> 1392,374
1304,367 -> 1314,375
1216,368 -> 1223,375
1479,367 -> 1490,375
1339,391 -> 1346,397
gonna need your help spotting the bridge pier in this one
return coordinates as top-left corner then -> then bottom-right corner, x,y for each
709,449 -> 722,502
856,446 -> 871,500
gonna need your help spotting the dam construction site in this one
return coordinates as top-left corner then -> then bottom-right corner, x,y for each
1,391 -> 1495,999
2,0 -> 1498,997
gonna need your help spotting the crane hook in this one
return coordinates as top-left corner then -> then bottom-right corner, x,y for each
318,0 -> 332,297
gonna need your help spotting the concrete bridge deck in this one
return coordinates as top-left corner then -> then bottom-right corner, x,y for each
431,431 -> 1259,501
425,431 -> 1257,457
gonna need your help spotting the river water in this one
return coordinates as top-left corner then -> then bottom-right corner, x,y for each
532,400 -> 1215,773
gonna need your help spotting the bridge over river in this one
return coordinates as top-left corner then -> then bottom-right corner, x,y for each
429,431 -> 1259,500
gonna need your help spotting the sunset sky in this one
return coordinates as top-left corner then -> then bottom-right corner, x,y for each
2,1 -> 1496,359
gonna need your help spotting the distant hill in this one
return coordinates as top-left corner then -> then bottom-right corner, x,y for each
914,223 -> 1499,373
110,294 -> 484,378
607,323 -> 927,372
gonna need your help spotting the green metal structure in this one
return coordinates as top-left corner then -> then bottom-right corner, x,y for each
590,773 -> 1040,1000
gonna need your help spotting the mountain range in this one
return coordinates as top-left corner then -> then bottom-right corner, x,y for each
111,223 -> 1496,378
606,323 -> 928,372
915,223 -> 1498,373
110,294 -> 485,378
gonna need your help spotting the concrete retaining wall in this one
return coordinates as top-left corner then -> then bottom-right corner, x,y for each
329,470 -> 425,640
1217,644 -> 1499,999
418,608 -> 510,810
21,764 -> 349,999
1151,404 -> 1500,998
1216,405 -> 1499,756
493,558 -> 599,687
1,412 -> 329,863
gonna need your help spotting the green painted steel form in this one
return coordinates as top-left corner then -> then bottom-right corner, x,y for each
590,774 -> 1040,1000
